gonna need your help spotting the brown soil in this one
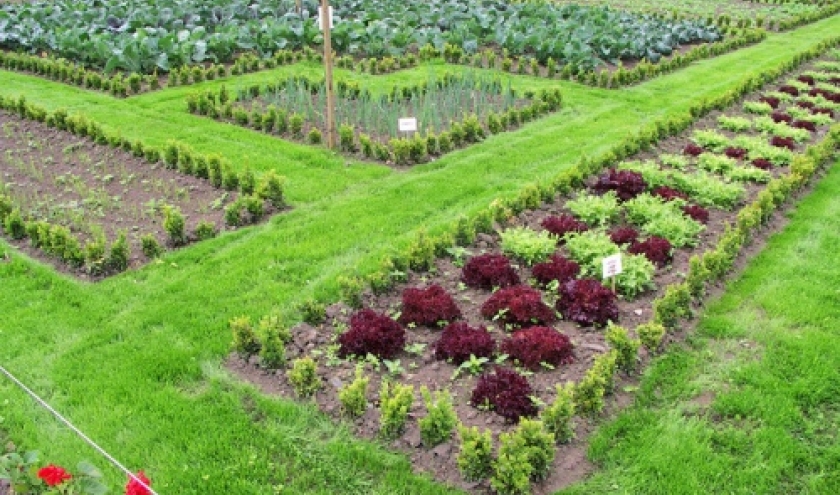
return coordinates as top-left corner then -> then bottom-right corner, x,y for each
228,63 -> 840,493
0,110 -> 271,280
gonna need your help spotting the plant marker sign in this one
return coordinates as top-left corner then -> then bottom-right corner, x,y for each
318,6 -> 334,30
399,117 -> 418,137
602,253 -> 622,292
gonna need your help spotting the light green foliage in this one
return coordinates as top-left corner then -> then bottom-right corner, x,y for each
787,106 -> 834,126
725,166 -> 772,183
620,161 -> 745,209
753,116 -> 812,142
625,193 -> 704,247
717,114 -> 752,133
659,154 -> 689,170
636,321 -> 666,352
499,227 -> 557,266
256,321 -> 286,369
230,315 -> 259,357
697,153 -> 736,174
514,419 -> 556,481
564,231 -> 620,272
379,381 -> 414,439
339,365 -> 369,418
566,191 -> 620,226
743,100 -> 773,115
613,254 -> 656,299
457,425 -> 493,482
605,322 -> 641,373
162,204 -> 186,246
574,366 -> 607,416
256,170 -> 286,209
691,129 -> 730,152
542,382 -> 576,444
287,357 -> 322,398
418,387 -> 458,446
491,432 -> 533,495
732,135 -> 795,166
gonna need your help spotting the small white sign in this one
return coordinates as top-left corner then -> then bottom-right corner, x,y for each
318,6 -> 334,30
398,117 -> 418,132
602,253 -> 623,279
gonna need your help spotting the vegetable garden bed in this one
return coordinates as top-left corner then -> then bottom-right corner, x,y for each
227,45 -> 840,494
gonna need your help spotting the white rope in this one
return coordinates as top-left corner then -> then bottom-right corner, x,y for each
0,365 -> 159,495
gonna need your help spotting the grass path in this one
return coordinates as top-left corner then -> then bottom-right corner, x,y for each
0,15 -> 839,493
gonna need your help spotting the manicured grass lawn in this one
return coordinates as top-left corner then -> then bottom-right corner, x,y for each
560,158 -> 840,495
1,14 -> 839,494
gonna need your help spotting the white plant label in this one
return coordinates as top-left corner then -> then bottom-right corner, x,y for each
602,253 -> 623,279
318,6 -> 334,30
398,117 -> 418,132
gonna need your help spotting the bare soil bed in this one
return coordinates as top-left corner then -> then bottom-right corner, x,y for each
0,111 -> 247,279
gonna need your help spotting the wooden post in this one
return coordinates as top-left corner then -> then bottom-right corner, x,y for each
321,0 -> 337,149
296,0 -> 302,15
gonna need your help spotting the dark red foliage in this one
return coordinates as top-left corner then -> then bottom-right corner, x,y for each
629,236 -> 673,267
338,309 -> 406,359
812,107 -> 834,118
480,285 -> 556,329
683,204 -> 710,224
796,100 -> 815,109
531,254 -> 581,287
751,158 -> 773,170
809,88 -> 840,102
724,147 -> 748,160
461,254 -> 520,290
683,143 -> 704,156
501,326 -> 575,371
758,95 -> 780,109
830,77 -> 840,86
653,186 -> 689,202
770,112 -> 792,124
778,85 -> 800,96
470,367 -> 537,422
592,168 -> 647,201
556,278 -> 619,328
433,322 -> 496,364
770,136 -> 796,150
797,75 -> 815,86
792,120 -> 817,132
609,226 -> 640,246
398,285 -> 462,327
541,214 -> 588,240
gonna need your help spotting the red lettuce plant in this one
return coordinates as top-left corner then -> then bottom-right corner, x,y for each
751,158 -> 772,170
724,147 -> 748,160
792,120 -> 816,132
771,112 -> 792,124
770,136 -> 796,150
812,107 -> 834,118
629,236 -> 673,267
798,74 -> 815,85
830,77 -> 840,86
500,326 -> 574,370
480,285 -> 556,329
683,204 -> 710,224
592,169 -> 647,201
778,85 -> 799,96
609,226 -> 640,246
338,309 -> 406,359
531,254 -> 581,287
652,186 -> 689,202
461,253 -> 520,290
398,284 -> 462,327
797,100 -> 815,109
809,88 -> 840,102
556,278 -> 619,327
758,95 -> 780,108
470,367 -> 537,422
433,322 -> 496,364
541,214 -> 588,240
683,143 -> 704,156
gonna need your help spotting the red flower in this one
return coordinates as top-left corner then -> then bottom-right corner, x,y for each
37,464 -> 72,486
126,471 -> 152,495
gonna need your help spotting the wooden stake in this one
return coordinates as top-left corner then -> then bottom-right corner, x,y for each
321,0 -> 337,150
295,0 -> 302,15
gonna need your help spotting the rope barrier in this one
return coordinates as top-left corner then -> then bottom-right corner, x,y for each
0,364 -> 159,495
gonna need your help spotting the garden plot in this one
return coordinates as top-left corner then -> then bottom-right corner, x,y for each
228,52 -> 840,494
0,110 -> 283,278
189,71 -> 561,165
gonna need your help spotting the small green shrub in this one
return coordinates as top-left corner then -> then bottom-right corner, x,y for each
379,380 -> 414,439
3,209 -> 26,239
636,321 -> 666,352
307,127 -> 322,145
297,299 -> 326,325
605,323 -> 640,373
491,432 -> 533,495
162,205 -> 187,246
514,419 -> 555,481
542,382 -> 575,443
230,315 -> 259,357
457,425 -> 494,482
107,231 -> 130,272
140,234 -> 163,259
339,365 -> 369,417
574,365 -> 607,416
194,221 -> 216,241
418,387 -> 457,447
499,227 -> 556,266
256,318 -> 286,369
287,357 -> 321,398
